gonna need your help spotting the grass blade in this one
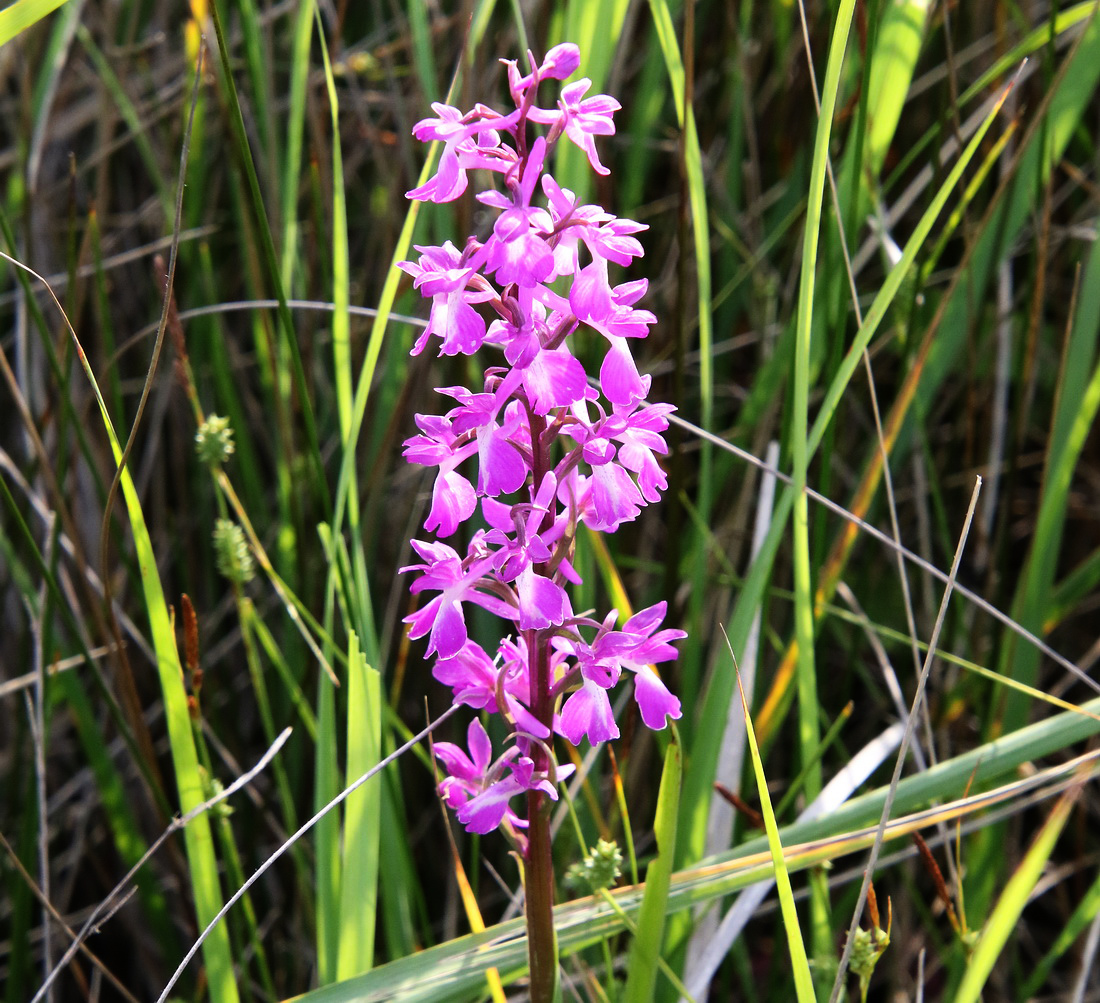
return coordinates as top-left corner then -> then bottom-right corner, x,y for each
336,635 -> 382,978
5,257 -> 240,1002
0,0 -> 71,47
735,660 -> 815,1003
622,731 -> 681,1003
955,785 -> 1080,1003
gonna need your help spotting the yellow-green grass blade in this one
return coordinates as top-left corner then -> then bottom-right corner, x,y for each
954,786 -> 1080,1003
861,0 -> 932,181
315,13 -> 380,667
315,528 -> 346,985
315,668 -> 342,983
737,670 -> 814,1003
680,0 -> 853,974
598,887 -> 692,999
872,6 -> 1094,213
329,57 -> 453,540
953,2 -> 1099,113
469,0 -> 500,53
922,120 -> 1017,277
315,10 -> 377,658
111,484 -> 237,995
0,0 -> 71,48
30,278 -> 241,998
748,45 -> 1083,746
336,635 -> 383,978
0,213 -> 238,991
622,733 -> 681,1003
1021,864 -> 1100,998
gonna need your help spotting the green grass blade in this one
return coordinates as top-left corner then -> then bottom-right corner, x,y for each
75,23 -> 172,214
280,0 -> 315,291
54,670 -> 178,956
233,0 -> 274,176
207,0 -> 328,511
646,0 -> 715,724
862,0 -> 932,180
336,635 -> 382,978
954,787 -> 1079,1003
622,731 -> 681,1003
790,0 -> 858,808
25,0 -> 83,188
406,0 -> 438,103
549,0 -> 628,201
646,0 -> 712,437
1021,865 -> 1100,998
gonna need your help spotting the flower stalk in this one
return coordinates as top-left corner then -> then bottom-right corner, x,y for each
399,44 -> 685,1000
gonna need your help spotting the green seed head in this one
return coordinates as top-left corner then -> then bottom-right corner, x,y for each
195,414 -> 235,466
213,518 -> 254,584
564,838 -> 623,895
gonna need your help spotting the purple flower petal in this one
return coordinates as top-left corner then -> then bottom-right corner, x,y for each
560,678 -> 619,745
425,468 -> 476,537
430,598 -> 467,659
522,348 -> 588,415
632,665 -> 682,730
516,565 -> 570,630
599,338 -> 650,407
591,461 -> 642,531
456,775 -> 526,834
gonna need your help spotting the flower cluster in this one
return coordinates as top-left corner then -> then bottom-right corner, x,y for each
401,44 -> 683,838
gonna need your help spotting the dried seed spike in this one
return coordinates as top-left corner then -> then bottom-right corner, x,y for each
155,253 -> 189,368
867,877 -> 880,931
181,594 -> 199,672
912,831 -> 961,935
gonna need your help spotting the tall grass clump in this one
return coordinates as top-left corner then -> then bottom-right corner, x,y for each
2,2 -> 1099,1001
